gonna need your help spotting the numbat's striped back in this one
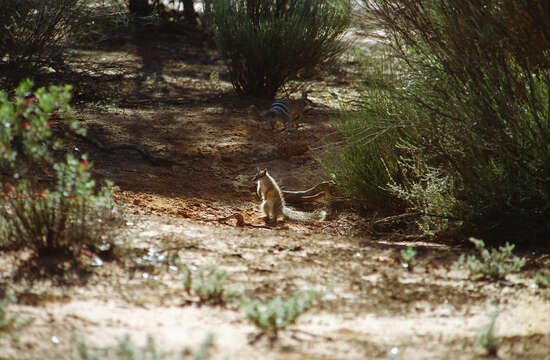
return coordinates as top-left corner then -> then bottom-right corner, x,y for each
265,98 -> 292,123
258,92 -> 313,131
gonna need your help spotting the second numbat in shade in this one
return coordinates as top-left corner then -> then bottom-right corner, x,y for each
249,92 -> 313,132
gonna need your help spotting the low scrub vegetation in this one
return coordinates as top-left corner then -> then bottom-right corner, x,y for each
400,245 -> 417,271
454,238 -> 526,281
534,269 -> 550,289
204,0 -> 351,98
0,79 -> 119,257
324,0 -> 550,245
477,312 -> 500,356
181,264 -> 239,305
76,333 -> 215,360
243,290 -> 317,339
0,292 -> 33,339
0,0 -> 85,81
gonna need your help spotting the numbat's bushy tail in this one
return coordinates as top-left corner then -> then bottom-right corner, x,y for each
253,168 -> 326,224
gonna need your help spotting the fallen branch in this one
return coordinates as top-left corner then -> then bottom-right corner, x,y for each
67,127 -> 186,166
217,213 -> 245,226
204,213 -> 271,229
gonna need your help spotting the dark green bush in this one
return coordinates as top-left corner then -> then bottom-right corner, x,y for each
0,79 -> 119,257
338,0 -> 550,244
318,113 -> 406,213
318,52 -> 410,214
0,0 -> 84,75
204,0 -> 351,98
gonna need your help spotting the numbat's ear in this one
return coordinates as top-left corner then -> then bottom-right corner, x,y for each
253,168 -> 267,181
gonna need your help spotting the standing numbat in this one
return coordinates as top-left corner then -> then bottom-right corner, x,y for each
253,168 -> 326,225
249,92 -> 313,132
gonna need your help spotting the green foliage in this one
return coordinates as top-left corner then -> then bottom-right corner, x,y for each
0,293 -> 33,339
242,291 -> 317,338
0,0 -> 85,75
76,334 -> 215,360
454,238 -> 526,281
318,52 -> 411,213
400,245 -> 417,271
477,312 -> 500,356
204,0 -> 351,98
0,79 -> 119,257
318,110 -> 406,213
386,156 -> 459,236
534,269 -> 550,289
71,2 -> 132,43
346,0 -> 550,244
181,265 -> 239,305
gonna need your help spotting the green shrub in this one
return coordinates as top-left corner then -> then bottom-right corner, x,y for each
76,334 -> 215,360
400,245 -> 417,271
0,294 -> 33,339
477,312 -> 500,356
318,54 -> 408,213
181,264 -> 239,305
242,290 -> 317,338
204,0 -> 351,98
349,0 -> 550,244
534,269 -> 550,289
454,238 -> 526,281
0,0 -> 85,77
386,157 -> 459,236
0,79 -> 118,257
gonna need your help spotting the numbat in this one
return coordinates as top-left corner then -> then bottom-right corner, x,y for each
249,92 -> 313,131
253,168 -> 326,224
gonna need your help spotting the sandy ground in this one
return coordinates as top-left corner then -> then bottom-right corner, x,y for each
0,20 -> 549,360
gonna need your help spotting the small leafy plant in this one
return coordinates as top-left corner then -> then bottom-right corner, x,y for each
76,333 -> 215,360
0,79 -> 119,257
477,312 -> 500,356
181,265 -> 239,305
242,290 -> 317,339
534,269 -> 550,289
400,245 -> 417,271
454,238 -> 526,280
0,294 -> 33,339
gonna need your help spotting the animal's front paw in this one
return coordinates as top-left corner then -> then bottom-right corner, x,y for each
262,217 -> 277,226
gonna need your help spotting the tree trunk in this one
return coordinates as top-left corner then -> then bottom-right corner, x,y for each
183,0 -> 197,25
128,0 -> 152,17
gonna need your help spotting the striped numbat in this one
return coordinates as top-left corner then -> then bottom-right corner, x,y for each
249,92 -> 314,132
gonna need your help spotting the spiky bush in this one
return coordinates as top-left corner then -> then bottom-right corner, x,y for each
333,0 -> 550,244
318,52 -> 409,213
0,0 -> 86,76
204,0 -> 351,98
0,79 -> 119,257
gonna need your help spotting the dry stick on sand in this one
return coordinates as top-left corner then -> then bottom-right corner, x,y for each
212,213 -> 272,229
62,122 -> 186,166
